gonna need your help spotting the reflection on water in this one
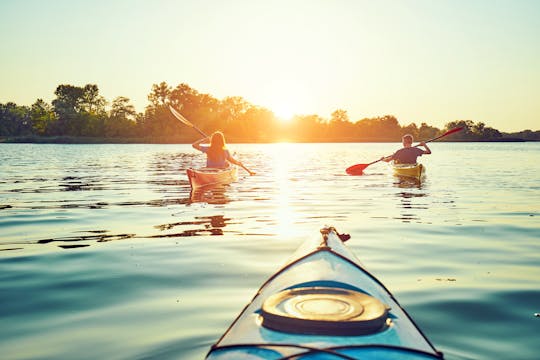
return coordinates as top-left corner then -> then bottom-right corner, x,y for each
391,174 -> 430,222
189,185 -> 231,205
0,146 -> 238,249
153,215 -> 230,237
1,143 -> 539,360
392,171 -> 424,189
37,231 -> 135,244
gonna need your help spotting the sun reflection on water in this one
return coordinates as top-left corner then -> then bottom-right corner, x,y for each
268,143 -> 301,239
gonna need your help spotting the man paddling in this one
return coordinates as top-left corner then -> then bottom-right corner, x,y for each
381,134 -> 431,164
346,127 -> 461,175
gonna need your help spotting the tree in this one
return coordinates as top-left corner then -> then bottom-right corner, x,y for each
443,120 -> 501,140
51,84 -> 107,136
417,122 -> 440,140
170,83 -> 220,135
219,96 -> 251,139
328,109 -> 355,140
401,123 -> 419,139
52,85 -> 84,113
354,115 -> 401,141
0,102 -> 32,136
148,82 -> 171,107
80,84 -> 107,114
288,114 -> 327,142
30,99 -> 55,136
330,109 -> 349,123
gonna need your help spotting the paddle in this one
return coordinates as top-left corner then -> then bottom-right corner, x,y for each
345,127 -> 464,175
168,105 -> 255,175
169,104 -> 208,138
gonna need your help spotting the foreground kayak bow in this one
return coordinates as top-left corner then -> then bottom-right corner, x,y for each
206,227 -> 443,359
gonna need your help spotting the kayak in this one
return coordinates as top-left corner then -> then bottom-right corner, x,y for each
186,166 -> 238,189
392,163 -> 425,180
206,227 -> 443,359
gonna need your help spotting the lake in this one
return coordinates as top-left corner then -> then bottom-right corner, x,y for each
1,142 -> 539,359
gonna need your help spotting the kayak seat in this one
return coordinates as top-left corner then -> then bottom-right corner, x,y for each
260,286 -> 389,336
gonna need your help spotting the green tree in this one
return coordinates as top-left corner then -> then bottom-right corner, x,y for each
0,102 -> 32,136
170,83 -> 220,137
401,123 -> 419,139
148,82 -> 171,107
354,115 -> 401,141
51,84 -> 107,136
144,82 -> 180,139
80,84 -> 107,115
417,122 -> 440,140
30,99 -> 55,135
444,120 -> 477,140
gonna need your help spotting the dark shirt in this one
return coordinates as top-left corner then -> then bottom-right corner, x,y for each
392,147 -> 424,164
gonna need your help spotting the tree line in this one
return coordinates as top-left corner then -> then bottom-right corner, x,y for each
1,82 -> 538,143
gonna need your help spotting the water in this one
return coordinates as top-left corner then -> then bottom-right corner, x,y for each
1,142 -> 539,360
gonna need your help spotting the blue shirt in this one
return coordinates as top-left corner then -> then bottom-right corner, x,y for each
200,146 -> 232,168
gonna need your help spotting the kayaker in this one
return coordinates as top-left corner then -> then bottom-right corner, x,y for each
192,131 -> 254,174
381,134 -> 431,164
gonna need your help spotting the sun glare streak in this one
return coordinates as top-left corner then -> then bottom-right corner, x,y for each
269,143 -> 299,238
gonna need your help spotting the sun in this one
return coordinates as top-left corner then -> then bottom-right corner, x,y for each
262,82 -> 312,122
273,103 -> 296,122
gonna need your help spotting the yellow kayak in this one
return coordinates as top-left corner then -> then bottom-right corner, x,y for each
392,163 -> 425,180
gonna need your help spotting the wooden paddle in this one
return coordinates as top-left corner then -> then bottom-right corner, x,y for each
346,127 -> 464,175
169,105 -> 255,175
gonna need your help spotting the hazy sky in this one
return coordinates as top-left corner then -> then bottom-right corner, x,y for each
1,0 -> 539,132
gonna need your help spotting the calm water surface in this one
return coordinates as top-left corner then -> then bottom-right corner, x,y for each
1,142 -> 539,359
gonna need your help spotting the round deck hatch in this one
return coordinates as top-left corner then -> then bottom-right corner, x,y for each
260,287 -> 389,336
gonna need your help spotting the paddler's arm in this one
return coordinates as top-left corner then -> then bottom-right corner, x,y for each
381,155 -> 393,162
227,153 -> 255,176
419,141 -> 432,154
192,137 -> 210,151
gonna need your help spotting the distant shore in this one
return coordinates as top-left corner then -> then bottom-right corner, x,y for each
1,136 -> 536,144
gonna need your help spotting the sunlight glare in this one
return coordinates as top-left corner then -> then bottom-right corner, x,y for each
273,103 -> 295,122
270,143 -> 298,238
261,81 -> 313,123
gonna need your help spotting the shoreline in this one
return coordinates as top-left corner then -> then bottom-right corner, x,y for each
0,136 -> 536,144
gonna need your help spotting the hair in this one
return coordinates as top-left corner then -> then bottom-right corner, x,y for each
402,134 -> 414,144
207,131 -> 226,159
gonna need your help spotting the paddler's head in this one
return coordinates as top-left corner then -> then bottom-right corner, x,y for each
402,134 -> 413,147
210,131 -> 226,149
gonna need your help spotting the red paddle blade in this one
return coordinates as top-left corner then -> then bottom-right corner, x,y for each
346,163 -> 368,175
443,127 -> 464,136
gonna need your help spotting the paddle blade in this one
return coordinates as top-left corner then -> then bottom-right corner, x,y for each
443,126 -> 464,137
169,105 -> 194,127
346,163 -> 368,175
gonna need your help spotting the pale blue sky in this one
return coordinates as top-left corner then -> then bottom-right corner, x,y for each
1,0 -> 539,131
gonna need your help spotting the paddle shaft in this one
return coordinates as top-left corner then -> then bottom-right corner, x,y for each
413,127 -> 463,147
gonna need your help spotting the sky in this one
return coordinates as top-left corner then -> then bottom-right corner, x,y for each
1,0 -> 539,132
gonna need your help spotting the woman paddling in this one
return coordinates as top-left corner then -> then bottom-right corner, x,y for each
192,131 -> 255,175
